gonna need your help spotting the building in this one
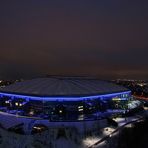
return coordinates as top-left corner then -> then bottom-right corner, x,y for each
0,77 -> 132,134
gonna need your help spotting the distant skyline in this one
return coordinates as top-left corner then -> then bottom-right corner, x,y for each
0,0 -> 148,79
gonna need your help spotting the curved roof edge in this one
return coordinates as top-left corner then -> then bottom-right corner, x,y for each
0,77 -> 129,97
0,91 -> 131,102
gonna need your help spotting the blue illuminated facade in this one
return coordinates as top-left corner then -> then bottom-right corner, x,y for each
0,91 -> 131,101
0,90 -> 131,121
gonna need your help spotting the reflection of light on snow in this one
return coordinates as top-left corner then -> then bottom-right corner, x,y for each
83,127 -> 116,147
83,137 -> 101,147
144,107 -> 148,110
113,117 -> 130,126
114,116 -> 141,126
137,119 -> 144,123
125,124 -> 133,128
103,127 -> 115,136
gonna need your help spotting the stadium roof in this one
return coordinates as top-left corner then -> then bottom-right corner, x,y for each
0,77 -> 129,97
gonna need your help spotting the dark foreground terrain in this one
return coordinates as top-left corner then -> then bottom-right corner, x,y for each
0,118 -> 147,148
117,118 -> 148,148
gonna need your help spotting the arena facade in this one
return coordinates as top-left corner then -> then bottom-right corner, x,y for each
0,77 -> 137,134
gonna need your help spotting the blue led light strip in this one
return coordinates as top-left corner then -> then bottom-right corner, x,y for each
0,91 -> 131,101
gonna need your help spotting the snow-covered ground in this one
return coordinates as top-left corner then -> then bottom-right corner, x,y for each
0,110 -> 146,148
90,114 -> 145,148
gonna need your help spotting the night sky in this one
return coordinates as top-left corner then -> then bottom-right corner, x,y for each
0,0 -> 148,79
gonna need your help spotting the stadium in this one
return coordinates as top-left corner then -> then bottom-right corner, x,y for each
0,77 -> 142,134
